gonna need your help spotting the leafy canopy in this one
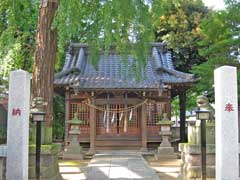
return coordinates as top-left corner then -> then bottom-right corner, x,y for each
54,0 -> 155,72
154,0 -> 209,72
0,0 -> 38,92
192,0 -> 240,98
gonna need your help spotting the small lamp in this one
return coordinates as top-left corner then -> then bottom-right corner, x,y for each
31,112 -> 46,122
195,110 -> 211,120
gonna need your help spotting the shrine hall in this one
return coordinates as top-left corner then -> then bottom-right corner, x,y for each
54,43 -> 198,153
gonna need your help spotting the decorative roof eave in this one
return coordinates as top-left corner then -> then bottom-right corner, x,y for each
157,68 -> 196,80
55,67 -> 81,79
69,42 -> 167,49
70,87 -> 162,92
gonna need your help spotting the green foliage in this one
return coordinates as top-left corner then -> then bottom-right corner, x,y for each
52,95 -> 65,140
0,0 -> 38,93
192,0 -> 240,97
171,96 -> 179,118
0,127 -> 6,139
154,0 -> 209,72
54,0 -> 154,75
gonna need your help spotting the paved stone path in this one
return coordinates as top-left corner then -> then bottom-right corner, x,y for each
85,151 -> 160,180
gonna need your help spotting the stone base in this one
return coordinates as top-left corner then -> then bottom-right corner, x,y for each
0,157 -> 6,180
158,146 -> 174,154
181,164 -> 215,179
63,153 -> 83,160
155,147 -> 176,160
86,148 -> 96,155
29,143 -> 63,180
140,147 -> 148,152
29,174 -> 63,180
179,143 -> 215,179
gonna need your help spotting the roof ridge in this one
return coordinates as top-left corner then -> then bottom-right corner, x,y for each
69,42 -> 167,48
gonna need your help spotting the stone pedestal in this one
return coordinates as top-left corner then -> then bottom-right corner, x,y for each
179,121 -> 215,179
28,143 -> 63,180
187,120 -> 215,145
0,158 -> 5,180
178,144 -> 215,180
0,145 -> 6,180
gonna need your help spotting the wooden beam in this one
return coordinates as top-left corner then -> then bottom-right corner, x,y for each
140,102 -> 148,151
95,98 -> 142,105
88,96 -> 96,154
179,90 -> 187,142
166,90 -> 172,120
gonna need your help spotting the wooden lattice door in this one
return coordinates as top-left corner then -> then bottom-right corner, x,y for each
96,104 -> 140,137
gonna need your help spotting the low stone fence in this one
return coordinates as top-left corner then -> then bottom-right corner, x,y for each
0,145 -> 6,180
178,121 -> 215,179
179,143 -> 215,179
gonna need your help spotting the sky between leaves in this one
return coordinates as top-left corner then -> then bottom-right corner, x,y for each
203,0 -> 225,10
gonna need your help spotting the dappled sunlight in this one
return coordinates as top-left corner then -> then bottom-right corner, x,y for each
59,160 -> 89,180
59,160 -> 85,166
59,166 -> 81,173
152,166 -> 180,173
108,166 -> 143,179
61,173 -> 87,180
88,163 -> 119,167
161,172 -> 179,178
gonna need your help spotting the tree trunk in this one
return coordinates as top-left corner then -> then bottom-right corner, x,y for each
179,90 -> 187,142
32,0 -> 59,129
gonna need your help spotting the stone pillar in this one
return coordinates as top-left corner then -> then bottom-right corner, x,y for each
214,66 -> 238,180
88,97 -> 96,154
6,70 -> 30,180
141,102 -> 147,151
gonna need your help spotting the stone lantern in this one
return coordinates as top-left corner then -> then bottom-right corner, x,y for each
155,113 -> 176,160
63,113 -> 84,160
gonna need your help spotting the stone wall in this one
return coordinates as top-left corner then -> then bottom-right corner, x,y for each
28,143 -> 63,180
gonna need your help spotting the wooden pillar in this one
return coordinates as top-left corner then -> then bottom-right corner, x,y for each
141,102 -> 147,151
88,96 -> 96,154
166,98 -> 171,120
166,90 -> 172,120
64,90 -> 70,146
179,90 -> 187,142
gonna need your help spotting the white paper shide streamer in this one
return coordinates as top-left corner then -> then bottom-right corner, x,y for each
106,105 -> 110,133
129,109 -> 133,121
111,112 -> 115,124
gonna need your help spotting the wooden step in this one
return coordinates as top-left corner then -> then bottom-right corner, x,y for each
95,139 -> 142,150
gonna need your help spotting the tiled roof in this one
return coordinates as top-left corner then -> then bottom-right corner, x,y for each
54,43 -> 198,89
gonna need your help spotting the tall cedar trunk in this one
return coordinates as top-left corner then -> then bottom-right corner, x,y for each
32,0 -> 59,127
179,90 -> 187,142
